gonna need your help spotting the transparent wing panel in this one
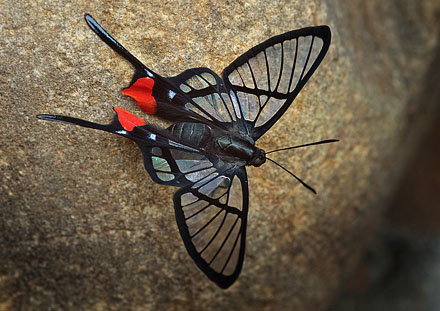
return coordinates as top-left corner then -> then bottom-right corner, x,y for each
173,167 -> 248,288
175,69 -> 245,127
140,139 -> 231,187
223,26 -> 331,140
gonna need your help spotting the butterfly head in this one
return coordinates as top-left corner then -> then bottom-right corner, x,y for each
249,148 -> 266,167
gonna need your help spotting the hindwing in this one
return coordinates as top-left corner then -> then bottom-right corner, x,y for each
174,166 -> 248,288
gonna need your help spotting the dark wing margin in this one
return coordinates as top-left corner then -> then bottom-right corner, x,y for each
84,14 -> 223,127
173,166 -> 249,288
222,26 -> 331,140
84,14 -> 155,82
138,143 -> 235,188
37,107 -> 222,188
85,14 -> 246,131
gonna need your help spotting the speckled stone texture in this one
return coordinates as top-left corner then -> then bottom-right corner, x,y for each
1,1 -> 439,310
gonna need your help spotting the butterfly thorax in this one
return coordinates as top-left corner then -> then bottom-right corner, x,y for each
170,122 -> 266,167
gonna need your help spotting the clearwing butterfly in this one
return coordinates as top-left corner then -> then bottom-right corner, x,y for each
38,14 -> 337,289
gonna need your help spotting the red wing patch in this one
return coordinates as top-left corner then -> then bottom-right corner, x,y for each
114,107 -> 147,131
122,77 -> 157,114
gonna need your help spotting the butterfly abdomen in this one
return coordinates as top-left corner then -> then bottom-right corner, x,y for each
170,122 -> 212,148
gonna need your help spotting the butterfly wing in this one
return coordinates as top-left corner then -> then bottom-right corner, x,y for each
174,165 -> 248,289
85,15 -> 247,133
38,107 -> 248,288
38,108 -> 217,188
123,26 -> 331,140
129,118 -> 250,288
86,15 -> 330,142
222,26 -> 331,140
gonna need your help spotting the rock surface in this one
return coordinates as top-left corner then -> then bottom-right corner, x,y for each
1,0 -> 439,310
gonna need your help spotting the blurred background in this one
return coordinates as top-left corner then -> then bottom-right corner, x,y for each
330,50 -> 440,310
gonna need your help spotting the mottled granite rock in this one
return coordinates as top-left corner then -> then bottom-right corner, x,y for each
1,1 -> 439,310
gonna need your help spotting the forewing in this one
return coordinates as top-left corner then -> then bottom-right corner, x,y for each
84,15 -> 235,130
173,166 -> 248,288
39,106 -> 227,188
222,26 -> 331,140
124,117 -> 234,188
105,109 -> 218,188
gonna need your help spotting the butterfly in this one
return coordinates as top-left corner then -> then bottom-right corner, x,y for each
38,14 -> 336,289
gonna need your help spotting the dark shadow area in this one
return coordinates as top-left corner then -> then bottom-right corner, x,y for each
328,37 -> 440,311
328,228 -> 440,311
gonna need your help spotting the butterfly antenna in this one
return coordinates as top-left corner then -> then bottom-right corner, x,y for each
266,139 -> 339,154
266,157 -> 317,194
